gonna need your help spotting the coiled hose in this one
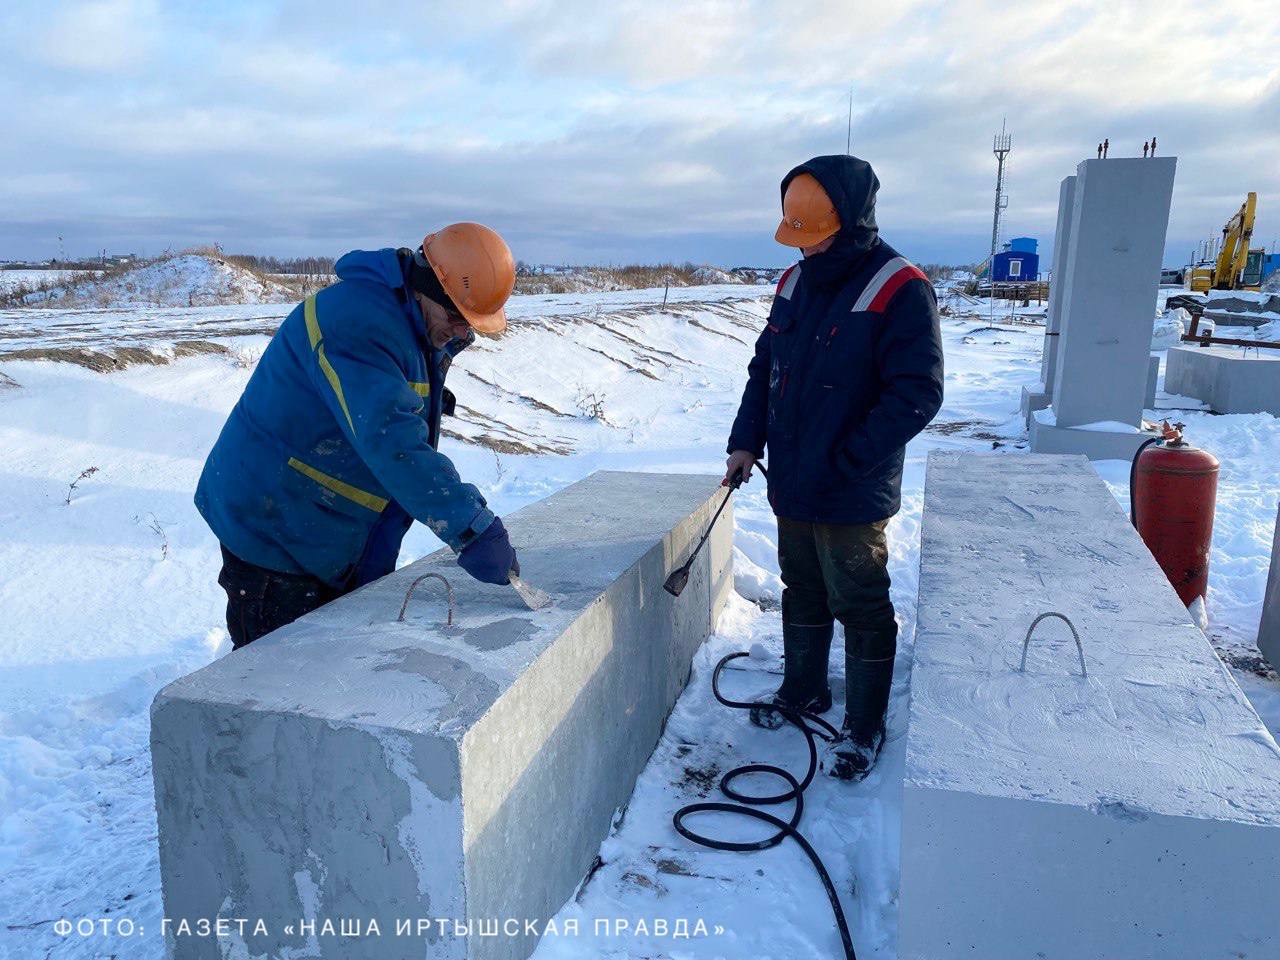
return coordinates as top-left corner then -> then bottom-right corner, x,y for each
672,651 -> 857,960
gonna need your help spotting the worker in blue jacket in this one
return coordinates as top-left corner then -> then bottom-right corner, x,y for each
196,223 -> 520,649
725,156 -> 944,780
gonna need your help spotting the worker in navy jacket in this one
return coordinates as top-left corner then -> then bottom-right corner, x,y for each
725,156 -> 944,780
196,224 -> 520,649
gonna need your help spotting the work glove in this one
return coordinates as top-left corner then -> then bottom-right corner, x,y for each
457,517 -> 518,586
724,450 -> 756,486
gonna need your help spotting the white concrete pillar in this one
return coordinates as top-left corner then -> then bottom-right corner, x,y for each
1051,157 -> 1176,427
1021,176 -> 1077,426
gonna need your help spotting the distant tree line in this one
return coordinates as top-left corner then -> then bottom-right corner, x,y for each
918,263 -> 978,282
223,254 -> 336,276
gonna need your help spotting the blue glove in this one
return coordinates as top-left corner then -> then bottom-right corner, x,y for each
457,517 -> 518,585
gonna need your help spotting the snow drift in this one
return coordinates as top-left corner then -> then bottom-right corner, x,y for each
21,253 -> 300,308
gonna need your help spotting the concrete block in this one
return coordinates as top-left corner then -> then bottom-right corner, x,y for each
1037,175 -> 1077,397
900,452 -> 1280,960
1145,353 -> 1159,408
1050,158 -> 1176,429
151,471 -> 733,960
1029,407 -> 1161,461
1259,501 -> 1280,671
1165,344 -> 1280,415
1019,381 -> 1050,428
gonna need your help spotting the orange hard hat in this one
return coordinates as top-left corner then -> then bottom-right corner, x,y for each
774,173 -> 841,248
421,222 -> 515,335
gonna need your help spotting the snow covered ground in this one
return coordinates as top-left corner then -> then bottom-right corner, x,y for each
18,255 -> 297,309
0,270 -> 95,294
1,285 -> 1277,959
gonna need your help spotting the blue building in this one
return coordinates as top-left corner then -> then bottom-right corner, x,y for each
1263,253 -> 1280,285
991,237 -> 1039,282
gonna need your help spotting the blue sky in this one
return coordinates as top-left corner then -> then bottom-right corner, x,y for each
2,0 -> 1278,267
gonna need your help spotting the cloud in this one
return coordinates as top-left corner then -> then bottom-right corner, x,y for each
1,0 -> 1278,265
36,0 -> 160,72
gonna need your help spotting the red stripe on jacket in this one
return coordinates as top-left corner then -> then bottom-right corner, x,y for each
868,264 -> 928,313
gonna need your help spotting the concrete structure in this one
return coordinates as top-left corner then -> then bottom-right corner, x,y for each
151,471 -> 733,960
1260,502 -> 1280,670
1029,158 -> 1176,459
1145,353 -> 1159,407
1021,177 -> 1076,425
1202,292 -> 1280,327
1166,344 -> 1280,415
899,451 -> 1280,960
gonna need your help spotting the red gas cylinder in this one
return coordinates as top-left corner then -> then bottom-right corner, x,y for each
1131,426 -> 1219,607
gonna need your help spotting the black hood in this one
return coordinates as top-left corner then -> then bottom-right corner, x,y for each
781,154 -> 880,253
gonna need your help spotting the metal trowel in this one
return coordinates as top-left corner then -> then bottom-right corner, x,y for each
510,570 -> 552,611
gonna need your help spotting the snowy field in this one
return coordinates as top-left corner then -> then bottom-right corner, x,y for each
1,285 -> 1278,959
0,270 -> 95,294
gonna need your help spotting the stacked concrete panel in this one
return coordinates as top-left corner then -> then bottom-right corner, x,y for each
151,471 -> 733,960
1030,157 -> 1176,459
899,451 -> 1280,959
1260,501 -> 1280,671
1165,344 -> 1280,415
1144,353 -> 1159,408
1020,175 -> 1076,426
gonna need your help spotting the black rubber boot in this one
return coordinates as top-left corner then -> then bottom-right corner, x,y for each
750,617 -> 834,730
829,625 -> 897,781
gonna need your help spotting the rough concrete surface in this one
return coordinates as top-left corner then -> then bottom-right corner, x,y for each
151,471 -> 733,960
899,451 -> 1280,959
1165,344 -> 1280,416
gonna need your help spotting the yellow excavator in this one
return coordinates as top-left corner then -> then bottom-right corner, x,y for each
1189,192 -> 1266,292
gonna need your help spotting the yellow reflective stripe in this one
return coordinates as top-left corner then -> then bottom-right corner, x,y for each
303,296 -> 356,437
287,457 -> 388,513
409,381 -> 430,397
303,294 -> 323,348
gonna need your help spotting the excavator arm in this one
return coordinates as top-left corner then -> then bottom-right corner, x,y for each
1212,192 -> 1258,290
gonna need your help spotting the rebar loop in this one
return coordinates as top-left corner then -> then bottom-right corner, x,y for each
1019,611 -> 1087,677
398,572 -> 456,626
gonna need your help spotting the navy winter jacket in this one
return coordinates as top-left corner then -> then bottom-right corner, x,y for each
196,248 -> 494,588
727,155 -> 945,524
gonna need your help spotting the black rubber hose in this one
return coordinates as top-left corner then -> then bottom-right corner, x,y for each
1129,436 -> 1162,529
671,652 -> 856,960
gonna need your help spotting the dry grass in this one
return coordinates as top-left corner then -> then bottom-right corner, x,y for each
2,340 -> 228,371
181,246 -> 319,297
0,257 -> 147,307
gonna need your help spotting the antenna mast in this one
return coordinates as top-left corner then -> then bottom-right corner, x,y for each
846,87 -> 853,154
990,119 -> 1012,263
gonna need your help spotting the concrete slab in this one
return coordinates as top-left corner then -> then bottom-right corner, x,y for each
1029,407 -> 1161,461
1037,175 -> 1078,400
899,452 -> 1280,960
1049,158 -> 1176,429
1165,344 -> 1280,415
151,471 -> 733,960
1259,502 -> 1280,671
1145,353 -> 1159,408
1204,310 -> 1270,328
